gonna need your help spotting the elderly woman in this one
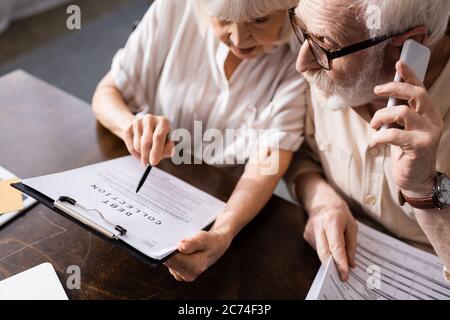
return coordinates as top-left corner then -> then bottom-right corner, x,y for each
92,0 -> 305,282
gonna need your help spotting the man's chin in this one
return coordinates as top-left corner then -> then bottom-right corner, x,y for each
308,84 -> 350,111
304,72 -> 382,111
303,73 -> 340,99
317,87 -> 379,111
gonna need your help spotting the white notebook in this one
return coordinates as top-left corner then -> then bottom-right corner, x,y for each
22,156 -> 226,261
0,263 -> 68,300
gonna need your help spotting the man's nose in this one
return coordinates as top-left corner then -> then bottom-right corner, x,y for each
296,41 -> 322,73
230,23 -> 250,47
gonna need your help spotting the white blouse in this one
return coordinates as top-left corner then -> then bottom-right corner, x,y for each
111,0 -> 306,164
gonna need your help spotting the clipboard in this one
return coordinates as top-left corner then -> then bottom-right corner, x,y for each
9,156 -> 224,268
11,182 -> 179,266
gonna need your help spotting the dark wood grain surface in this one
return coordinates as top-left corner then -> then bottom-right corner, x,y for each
0,70 -> 320,300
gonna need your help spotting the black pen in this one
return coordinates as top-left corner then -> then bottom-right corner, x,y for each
135,164 -> 152,193
135,132 -> 171,194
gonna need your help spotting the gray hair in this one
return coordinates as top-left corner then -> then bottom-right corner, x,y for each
193,0 -> 299,44
355,0 -> 450,46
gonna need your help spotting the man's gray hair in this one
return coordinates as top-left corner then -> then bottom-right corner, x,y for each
356,0 -> 450,46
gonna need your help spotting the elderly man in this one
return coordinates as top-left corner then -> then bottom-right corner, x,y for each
288,0 -> 450,282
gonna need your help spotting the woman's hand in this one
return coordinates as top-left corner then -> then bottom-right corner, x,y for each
163,149 -> 293,282
122,114 -> 175,166
370,61 -> 444,198
164,229 -> 232,282
303,201 -> 358,282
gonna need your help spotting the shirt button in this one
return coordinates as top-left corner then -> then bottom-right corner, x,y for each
365,194 -> 377,206
369,147 -> 379,156
318,141 -> 328,152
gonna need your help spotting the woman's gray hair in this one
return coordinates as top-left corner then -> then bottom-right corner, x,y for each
355,0 -> 450,46
193,0 -> 299,45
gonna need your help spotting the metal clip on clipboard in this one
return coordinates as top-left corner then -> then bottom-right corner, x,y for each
54,196 -> 127,240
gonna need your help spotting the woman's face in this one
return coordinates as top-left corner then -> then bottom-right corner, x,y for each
210,9 -> 288,60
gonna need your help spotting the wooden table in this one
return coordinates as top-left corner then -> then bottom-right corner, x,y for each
0,70 -> 320,299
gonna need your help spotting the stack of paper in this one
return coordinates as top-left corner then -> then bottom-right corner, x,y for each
307,223 -> 450,300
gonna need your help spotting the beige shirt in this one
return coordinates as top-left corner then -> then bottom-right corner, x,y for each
110,0 -> 306,165
287,57 -> 450,247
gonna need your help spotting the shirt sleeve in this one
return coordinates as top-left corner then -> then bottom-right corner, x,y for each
445,267 -> 450,282
284,91 -> 325,201
257,56 -> 307,152
110,0 -> 181,114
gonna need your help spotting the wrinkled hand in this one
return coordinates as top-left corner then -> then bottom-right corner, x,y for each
371,61 -> 444,198
164,230 -> 232,282
303,202 -> 358,282
122,114 -> 175,166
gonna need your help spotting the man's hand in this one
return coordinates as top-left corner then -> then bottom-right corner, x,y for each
303,202 -> 358,282
164,230 -> 232,282
371,61 -> 444,198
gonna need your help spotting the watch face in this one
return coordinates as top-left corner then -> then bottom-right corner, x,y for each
438,176 -> 450,206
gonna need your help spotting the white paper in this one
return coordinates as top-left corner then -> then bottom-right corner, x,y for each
0,262 -> 68,300
0,166 -> 37,226
307,222 -> 450,300
24,156 -> 226,260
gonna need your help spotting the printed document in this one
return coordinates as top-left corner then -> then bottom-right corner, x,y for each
24,156 -> 226,260
307,223 -> 450,300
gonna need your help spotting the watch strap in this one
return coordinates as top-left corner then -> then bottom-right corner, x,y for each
398,191 -> 439,210
398,173 -> 442,210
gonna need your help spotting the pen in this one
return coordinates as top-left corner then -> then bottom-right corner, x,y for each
136,164 -> 152,193
135,132 -> 171,194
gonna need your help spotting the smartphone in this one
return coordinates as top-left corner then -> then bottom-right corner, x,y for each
380,39 -> 431,130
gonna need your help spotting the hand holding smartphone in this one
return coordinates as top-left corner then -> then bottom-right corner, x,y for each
380,39 -> 431,130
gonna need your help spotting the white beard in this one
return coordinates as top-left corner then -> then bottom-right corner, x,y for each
303,46 -> 388,111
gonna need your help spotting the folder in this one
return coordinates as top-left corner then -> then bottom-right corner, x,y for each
12,156 -> 226,266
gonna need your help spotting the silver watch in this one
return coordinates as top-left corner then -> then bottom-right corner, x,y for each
435,173 -> 450,209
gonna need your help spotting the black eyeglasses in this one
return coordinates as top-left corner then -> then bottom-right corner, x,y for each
289,8 -> 401,70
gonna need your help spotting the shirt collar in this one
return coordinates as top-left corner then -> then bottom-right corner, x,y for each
429,57 -> 450,117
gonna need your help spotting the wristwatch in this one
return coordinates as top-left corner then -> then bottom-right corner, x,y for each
399,173 -> 450,210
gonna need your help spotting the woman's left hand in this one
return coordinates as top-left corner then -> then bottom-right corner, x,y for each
164,229 -> 232,282
370,60 -> 444,198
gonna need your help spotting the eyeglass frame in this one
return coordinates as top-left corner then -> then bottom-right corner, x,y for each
288,7 -> 403,70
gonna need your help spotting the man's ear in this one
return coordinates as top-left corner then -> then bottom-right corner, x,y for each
390,26 -> 429,47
